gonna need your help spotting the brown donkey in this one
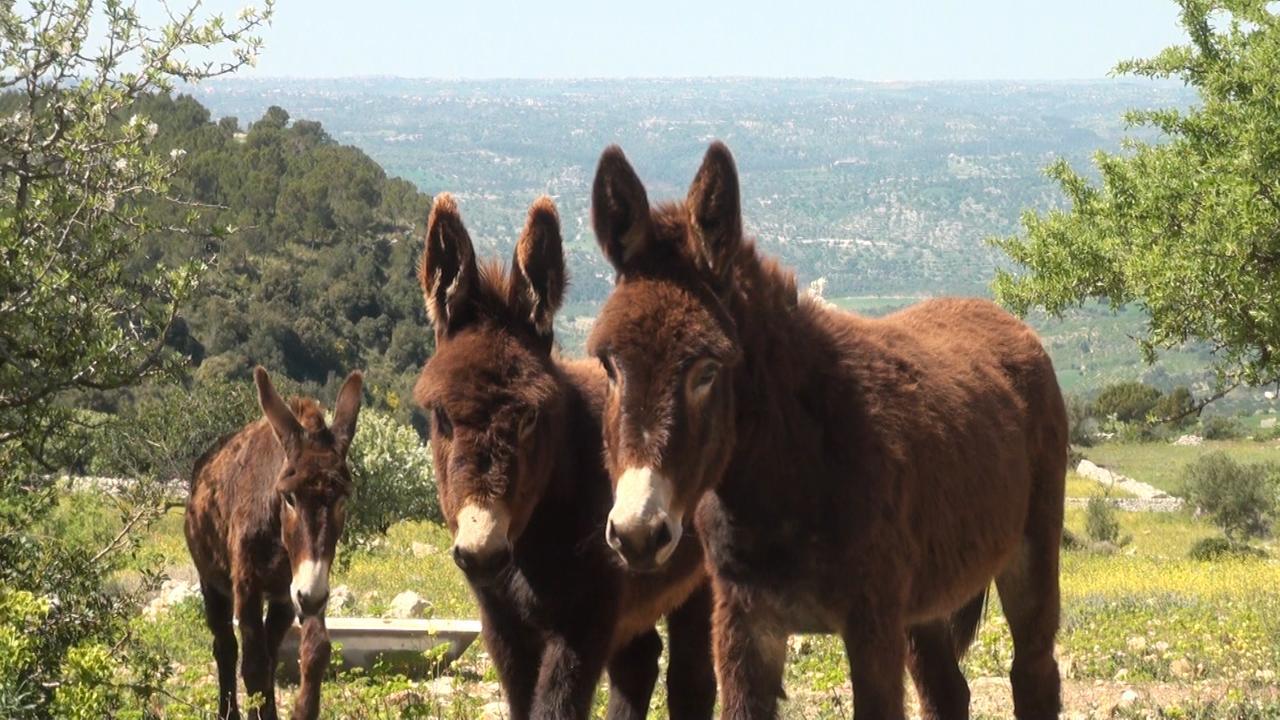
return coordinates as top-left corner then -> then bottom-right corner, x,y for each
587,143 -> 1068,720
414,194 -> 715,720
186,367 -> 363,720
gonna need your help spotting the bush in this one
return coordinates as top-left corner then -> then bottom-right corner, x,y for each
345,409 -> 440,540
1065,394 -> 1096,447
1093,382 -> 1162,424
1179,452 -> 1278,540
1200,415 -> 1246,440
1188,536 -> 1269,561
1151,386 -> 1196,428
1085,496 -> 1124,545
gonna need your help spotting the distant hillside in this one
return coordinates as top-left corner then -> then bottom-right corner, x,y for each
129,94 -> 432,426
168,78 -> 1260,401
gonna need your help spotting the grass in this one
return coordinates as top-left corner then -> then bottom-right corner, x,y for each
1084,439 -> 1280,493
1065,470 -> 1135,499
46,484 -> 1280,718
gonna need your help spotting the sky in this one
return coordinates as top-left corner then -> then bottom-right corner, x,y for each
154,0 -> 1188,81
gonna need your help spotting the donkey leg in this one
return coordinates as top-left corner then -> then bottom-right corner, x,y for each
531,631 -> 611,720
714,585 -> 787,720
666,584 -> 716,720
604,629 -> 662,720
479,605 -> 543,720
995,538 -> 1061,720
264,600 -> 296,687
907,620 -> 970,720
843,607 -> 907,720
290,615 -> 330,720
235,591 -> 278,720
202,585 -> 240,720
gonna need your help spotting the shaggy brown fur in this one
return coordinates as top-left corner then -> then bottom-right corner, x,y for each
413,194 -> 714,720
185,368 -> 363,720
587,143 -> 1068,720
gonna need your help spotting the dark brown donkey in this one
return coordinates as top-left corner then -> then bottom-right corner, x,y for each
414,193 -> 715,720
186,367 -> 363,720
587,143 -> 1068,720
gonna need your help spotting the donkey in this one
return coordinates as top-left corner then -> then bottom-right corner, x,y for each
413,193 -> 715,720
587,142 -> 1068,720
185,367 -> 363,720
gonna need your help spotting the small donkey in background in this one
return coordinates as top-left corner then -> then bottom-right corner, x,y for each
186,367 -> 363,720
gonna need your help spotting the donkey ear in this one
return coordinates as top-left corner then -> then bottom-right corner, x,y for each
591,145 -> 651,272
330,370 -> 363,457
254,366 -> 303,459
686,141 -> 743,280
420,193 -> 479,338
510,196 -> 566,339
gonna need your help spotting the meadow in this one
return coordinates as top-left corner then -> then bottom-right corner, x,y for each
49,442 -> 1280,720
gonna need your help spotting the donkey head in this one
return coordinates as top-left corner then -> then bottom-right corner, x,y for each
415,193 -> 568,585
588,142 -> 744,570
254,366 -> 363,616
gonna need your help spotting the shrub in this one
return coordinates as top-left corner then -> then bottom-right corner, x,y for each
1085,496 -> 1124,545
345,409 -> 440,540
1188,536 -> 1268,561
1200,415 -> 1246,440
1151,386 -> 1196,428
1064,394 -> 1096,447
1179,452 -> 1278,540
1093,382 -> 1162,424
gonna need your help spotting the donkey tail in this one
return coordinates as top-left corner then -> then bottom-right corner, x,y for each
949,587 -> 988,659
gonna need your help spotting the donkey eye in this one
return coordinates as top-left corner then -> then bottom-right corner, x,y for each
519,408 -> 538,440
283,491 -> 298,509
694,361 -> 721,388
433,406 -> 454,439
598,352 -> 617,384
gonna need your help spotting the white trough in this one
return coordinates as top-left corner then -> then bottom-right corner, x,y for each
276,618 -> 481,680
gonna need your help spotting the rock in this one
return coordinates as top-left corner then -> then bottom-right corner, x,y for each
1118,689 -> 1139,707
787,635 -> 814,656
1113,668 -> 1128,681
328,585 -> 352,613
384,689 -> 426,708
411,541 -> 436,558
481,701 -> 509,720
1173,434 -> 1203,446
1170,657 -> 1193,679
389,590 -> 429,619
1154,640 -> 1169,653
1261,417 -> 1276,429
426,676 -> 454,696
142,579 -> 200,619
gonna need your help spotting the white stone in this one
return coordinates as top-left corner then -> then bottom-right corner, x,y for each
411,541 -> 435,558
389,590 -> 429,619
481,701 -> 509,720
328,585 -> 353,613
1170,657 -> 1193,679
1119,689 -> 1139,707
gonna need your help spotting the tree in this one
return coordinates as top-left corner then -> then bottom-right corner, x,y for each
1093,381 -> 1163,424
993,0 -> 1280,411
0,1 -> 271,714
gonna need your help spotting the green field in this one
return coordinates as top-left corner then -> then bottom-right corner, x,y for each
50,476 -> 1280,719
1084,440 -> 1280,493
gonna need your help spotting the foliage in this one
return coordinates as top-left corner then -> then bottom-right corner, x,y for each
1093,382 -> 1162,424
127,93 -> 434,431
345,410 -> 440,540
993,0 -> 1280,404
1200,414 -> 1246,440
1179,451 -> 1278,540
1064,393 -> 1096,446
0,2 -> 271,716
1152,386 -> 1197,428
1188,536 -> 1269,560
1084,496 -> 1128,547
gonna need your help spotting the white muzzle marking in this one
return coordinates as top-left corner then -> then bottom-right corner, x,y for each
609,466 -> 682,565
454,503 -> 510,556
291,558 -> 330,610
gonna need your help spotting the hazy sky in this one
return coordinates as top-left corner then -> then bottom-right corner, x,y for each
163,0 -> 1188,80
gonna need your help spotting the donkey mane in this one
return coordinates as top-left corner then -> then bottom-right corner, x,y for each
288,397 -> 332,441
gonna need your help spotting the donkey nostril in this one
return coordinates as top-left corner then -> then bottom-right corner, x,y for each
605,520 -> 621,550
653,522 -> 673,552
452,545 -> 469,572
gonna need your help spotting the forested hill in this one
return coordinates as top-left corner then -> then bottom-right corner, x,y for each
131,94 -> 433,424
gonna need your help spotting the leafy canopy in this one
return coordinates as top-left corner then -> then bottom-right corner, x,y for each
993,0 -> 1280,401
